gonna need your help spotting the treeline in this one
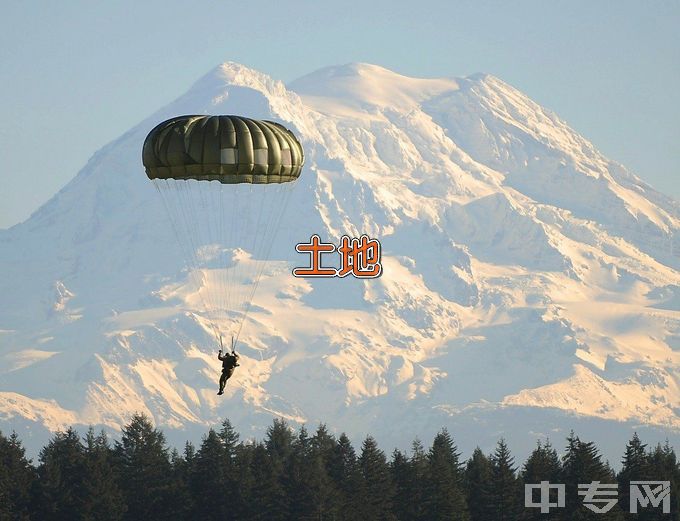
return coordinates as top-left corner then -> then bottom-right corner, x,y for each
1,414 -> 679,520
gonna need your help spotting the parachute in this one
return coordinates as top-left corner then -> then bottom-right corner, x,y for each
142,115 -> 304,346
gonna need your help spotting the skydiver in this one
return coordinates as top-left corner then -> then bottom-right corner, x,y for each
217,346 -> 240,396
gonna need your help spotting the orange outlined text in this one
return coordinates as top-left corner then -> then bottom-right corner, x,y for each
293,234 -> 382,278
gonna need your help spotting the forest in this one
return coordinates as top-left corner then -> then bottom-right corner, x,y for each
1,414 -> 678,520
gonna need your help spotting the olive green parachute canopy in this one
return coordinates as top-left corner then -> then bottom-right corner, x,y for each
142,115 -> 304,184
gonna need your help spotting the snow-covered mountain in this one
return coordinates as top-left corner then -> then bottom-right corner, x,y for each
1,62 -> 678,461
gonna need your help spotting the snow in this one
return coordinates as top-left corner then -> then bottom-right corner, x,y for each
0,61 -> 678,460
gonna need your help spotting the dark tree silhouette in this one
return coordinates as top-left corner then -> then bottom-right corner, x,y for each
488,439 -> 521,521
327,432 -> 363,521
561,432 -> 623,520
113,413 -> 174,521
3,418 -> 680,521
520,439 -> 562,521
424,428 -> 469,521
465,447 -> 493,521
0,430 -> 36,520
36,428 -> 87,520
191,429 -> 233,520
81,428 -> 126,520
357,435 -> 396,520
645,441 -> 680,520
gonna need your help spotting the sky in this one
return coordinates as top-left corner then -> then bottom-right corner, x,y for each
1,0 -> 678,229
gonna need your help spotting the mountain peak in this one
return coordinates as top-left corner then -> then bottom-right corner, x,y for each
1,61 -> 678,460
288,62 -> 459,113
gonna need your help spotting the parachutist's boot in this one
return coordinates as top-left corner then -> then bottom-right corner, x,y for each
217,388 -> 224,395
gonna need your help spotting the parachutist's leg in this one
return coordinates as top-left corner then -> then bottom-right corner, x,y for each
218,371 -> 228,395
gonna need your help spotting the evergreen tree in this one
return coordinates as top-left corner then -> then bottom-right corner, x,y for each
36,427 -> 88,520
617,433 -> 652,520
250,441 -> 288,520
561,432 -> 622,520
114,413 -> 174,521
190,429 -> 232,520
328,432 -> 363,521
0,430 -> 36,520
81,428 -> 126,521
424,429 -> 469,520
168,446 -> 194,520
357,435 -> 396,521
232,441 -> 257,520
520,440 -> 561,521
265,418 -> 294,463
285,425 -> 335,520
311,423 -> 342,518
285,426 -> 313,519
488,439 -> 521,521
218,418 -> 240,462
645,441 -> 680,520
408,438 -> 430,521
465,447 -> 493,521
391,448 -> 413,520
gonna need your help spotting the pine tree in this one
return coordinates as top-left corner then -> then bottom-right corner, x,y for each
311,423 -> 342,518
488,439 -> 521,521
36,427 -> 88,520
327,432 -> 363,521
424,429 -> 469,520
645,441 -> 680,520
232,441 -> 257,520
520,440 -> 561,521
250,441 -> 288,520
617,432 -> 652,520
218,418 -> 240,462
285,426 -> 313,519
168,446 -> 194,520
0,430 -> 36,520
266,418 -> 294,463
293,425 -> 337,520
408,438 -> 429,521
391,448 -> 413,520
465,447 -> 493,521
357,435 -> 396,520
561,432 -> 623,520
114,413 -> 174,521
81,428 -> 126,521
191,428 -> 232,520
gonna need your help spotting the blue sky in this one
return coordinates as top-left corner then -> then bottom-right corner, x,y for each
1,0 -> 678,228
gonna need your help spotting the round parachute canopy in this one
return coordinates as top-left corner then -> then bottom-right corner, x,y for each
142,115 -> 304,346
142,115 -> 304,183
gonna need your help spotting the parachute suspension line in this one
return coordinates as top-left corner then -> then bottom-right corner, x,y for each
195,180 -> 221,323
153,179 -> 211,325
174,180 -> 216,330
244,181 -> 258,319
203,179 -> 219,322
193,180 -> 209,316
143,116 -> 305,352
217,181 -> 225,326
234,180 -> 298,349
215,179 -> 227,325
232,180 -> 275,345
193,179 -> 217,321
234,182 -> 284,343
227,183 -> 241,331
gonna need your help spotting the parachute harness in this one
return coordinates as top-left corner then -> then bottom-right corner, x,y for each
217,332 -> 237,355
